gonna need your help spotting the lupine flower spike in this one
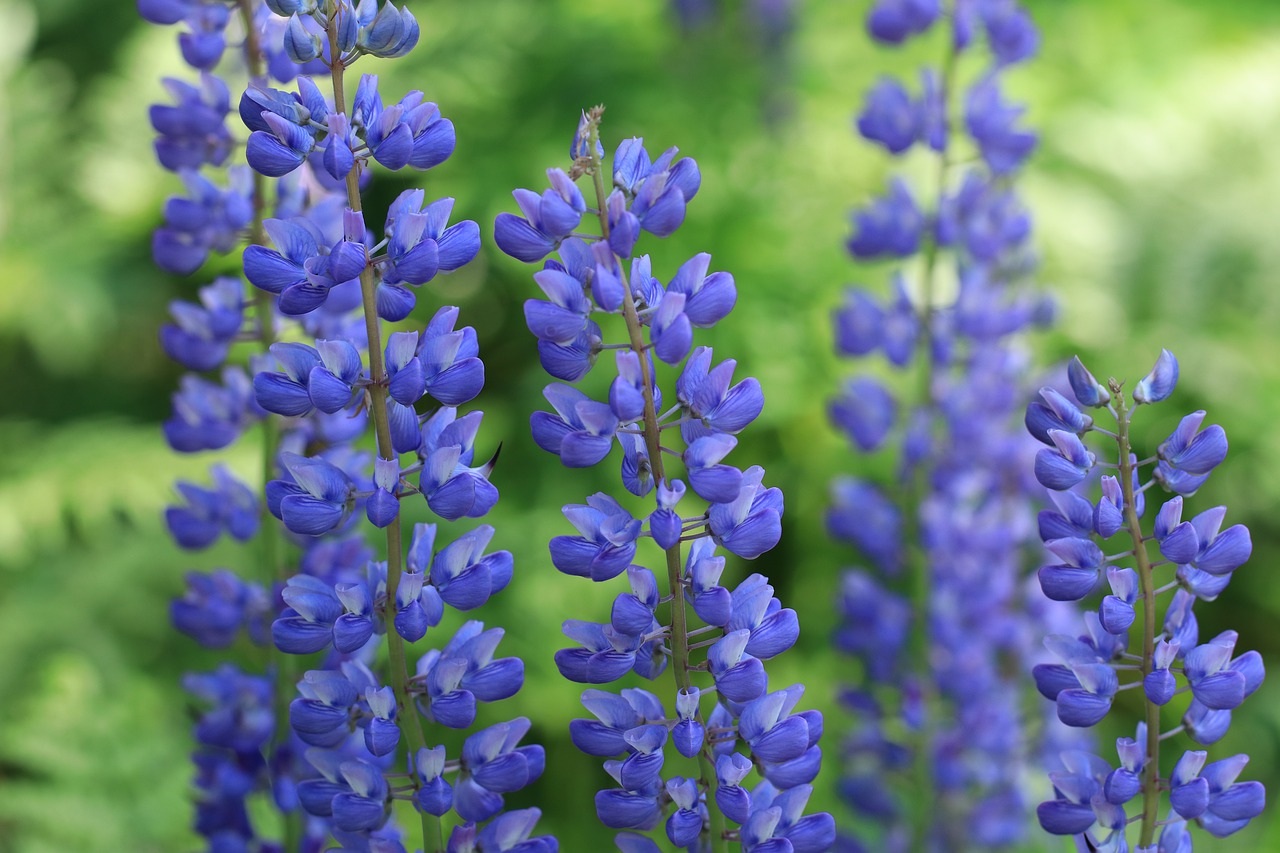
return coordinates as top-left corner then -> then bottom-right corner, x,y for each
830,0 -> 1082,849
150,0 -> 551,850
496,107 -> 834,852
1031,350 -> 1265,850
145,1 -> 328,846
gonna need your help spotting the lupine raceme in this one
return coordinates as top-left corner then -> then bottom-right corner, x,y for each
828,1 -> 1085,850
145,1 -> 316,846
147,1 -> 551,850
494,107 -> 835,853
1031,350 -> 1266,850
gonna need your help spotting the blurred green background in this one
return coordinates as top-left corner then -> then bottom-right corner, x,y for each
3,0 -> 1280,850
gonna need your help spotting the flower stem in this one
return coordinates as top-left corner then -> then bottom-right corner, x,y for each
1114,386 -> 1162,848
903,18 -> 960,853
324,14 -> 440,852
583,108 -> 727,853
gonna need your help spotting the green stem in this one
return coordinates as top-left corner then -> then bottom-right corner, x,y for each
903,21 -> 959,853
1113,388 -> 1162,847
235,3 -> 300,850
582,109 -> 727,853
324,14 -> 441,852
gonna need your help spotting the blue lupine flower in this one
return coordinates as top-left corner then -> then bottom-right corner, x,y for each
826,477 -> 903,574
1134,347 -> 1180,404
965,76 -> 1037,174
728,574 -> 800,659
569,688 -> 664,757
708,465 -> 784,559
1037,536 -> 1106,602
166,464 -> 259,549
866,0 -> 940,44
273,574 -> 341,654
307,338 -> 364,412
172,569 -> 271,648
243,218 -> 334,314
1066,355 -> 1110,407
548,494 -> 641,580
1099,567 -> 1138,634
857,77 -> 919,154
663,778 -> 704,846
494,168 -> 586,262
524,266 -> 592,345
254,341 -> 321,416
981,0 -> 1039,65
742,783 -> 837,852
611,138 -> 700,238
354,3 -> 420,59
164,367 -> 259,452
683,434 -> 742,503
151,73 -> 233,170
427,526 -> 513,611
677,346 -> 765,440
363,686 -> 400,757
938,173 -> 1033,262
183,665 -> 275,754
248,109 -> 318,177
160,276 -> 244,371
1034,429 -> 1096,490
271,451 -> 356,535
413,623 -> 520,728
1155,409 -> 1229,495
847,177 -> 923,259
332,759 -> 390,832
153,168 -> 253,275
708,630 -> 767,702
667,252 -> 736,327
453,718 -> 546,822
1199,755 -> 1267,837
555,619 -> 650,685
447,808 -> 557,853
291,667 -> 363,748
1026,385 -> 1093,444
417,309 -> 486,405
333,573 -> 378,653
829,375 -> 897,451
378,193 -> 480,318
834,281 -> 919,366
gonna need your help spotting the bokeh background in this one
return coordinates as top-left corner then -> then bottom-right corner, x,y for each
2,0 -> 1280,850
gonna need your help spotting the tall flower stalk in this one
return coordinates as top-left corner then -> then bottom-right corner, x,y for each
150,0 -> 555,849
1032,350 -> 1266,850
828,1 -> 1076,849
144,1 -> 339,847
249,0 -> 556,849
493,107 -> 835,852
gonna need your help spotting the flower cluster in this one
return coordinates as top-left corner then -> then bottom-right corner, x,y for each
495,108 -> 834,852
1030,350 -> 1266,850
147,1 -> 552,850
830,1 -> 1079,849
144,1 -> 317,846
